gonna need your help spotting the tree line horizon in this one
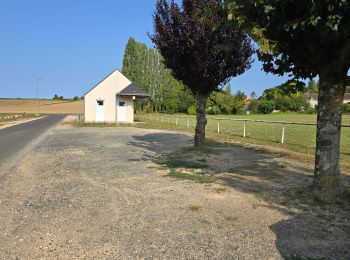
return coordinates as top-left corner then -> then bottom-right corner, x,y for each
122,37 -> 349,115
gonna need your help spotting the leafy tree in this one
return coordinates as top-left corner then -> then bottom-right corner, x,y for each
306,79 -> 319,93
263,80 -> 306,100
53,94 -> 59,100
274,93 -> 309,112
247,99 -> 260,113
225,83 -> 232,95
250,91 -> 257,100
208,89 -> 245,114
150,0 -> 253,148
226,0 -> 350,194
258,100 -> 275,114
235,90 -> 246,101
122,37 -> 194,113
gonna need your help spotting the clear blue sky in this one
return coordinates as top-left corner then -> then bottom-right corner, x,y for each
0,0 -> 293,99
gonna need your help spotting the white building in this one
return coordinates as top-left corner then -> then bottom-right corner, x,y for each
84,69 -> 148,123
305,93 -> 350,108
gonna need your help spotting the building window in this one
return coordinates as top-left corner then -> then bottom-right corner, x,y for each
97,100 -> 104,106
119,101 -> 126,107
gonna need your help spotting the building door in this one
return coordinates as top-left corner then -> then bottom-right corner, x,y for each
117,101 -> 127,122
96,100 -> 105,122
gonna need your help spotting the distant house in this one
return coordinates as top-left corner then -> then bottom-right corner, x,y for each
305,93 -> 350,108
243,96 -> 252,111
84,69 -> 149,123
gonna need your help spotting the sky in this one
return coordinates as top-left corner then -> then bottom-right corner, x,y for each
0,0 -> 294,99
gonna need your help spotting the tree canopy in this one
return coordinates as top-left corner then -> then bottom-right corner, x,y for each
227,0 -> 350,79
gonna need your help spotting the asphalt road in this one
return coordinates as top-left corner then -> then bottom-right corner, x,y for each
0,115 -> 65,175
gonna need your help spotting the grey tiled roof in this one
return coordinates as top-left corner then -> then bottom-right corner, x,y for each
117,83 -> 149,97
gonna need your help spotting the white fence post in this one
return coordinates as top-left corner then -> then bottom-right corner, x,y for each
187,118 -> 190,128
217,120 -> 220,134
281,124 -> 285,144
243,121 -> 246,138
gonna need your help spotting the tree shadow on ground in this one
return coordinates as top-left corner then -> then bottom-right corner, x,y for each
128,132 -> 192,162
130,132 -> 350,259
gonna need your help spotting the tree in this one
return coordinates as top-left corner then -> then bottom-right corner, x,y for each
227,0 -> 350,195
225,83 -> 232,95
258,100 -> 275,114
151,0 -> 253,148
122,37 -> 194,113
306,79 -> 319,93
250,91 -> 257,100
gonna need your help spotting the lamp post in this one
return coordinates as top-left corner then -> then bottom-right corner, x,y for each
36,76 -> 42,115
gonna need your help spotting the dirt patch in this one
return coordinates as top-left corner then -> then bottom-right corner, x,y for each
0,127 -> 348,259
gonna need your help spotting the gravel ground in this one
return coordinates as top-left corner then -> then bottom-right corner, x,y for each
0,125 -> 349,259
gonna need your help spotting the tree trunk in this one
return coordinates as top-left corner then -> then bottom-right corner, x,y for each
313,66 -> 347,195
194,93 -> 208,149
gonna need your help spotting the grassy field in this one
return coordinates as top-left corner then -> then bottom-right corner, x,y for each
135,113 -> 350,172
0,98 -> 84,114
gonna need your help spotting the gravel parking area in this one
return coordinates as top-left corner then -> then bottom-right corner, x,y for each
0,126 -> 348,259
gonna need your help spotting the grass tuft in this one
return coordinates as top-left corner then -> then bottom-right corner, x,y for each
166,171 -> 214,183
165,156 -> 209,169
189,205 -> 202,211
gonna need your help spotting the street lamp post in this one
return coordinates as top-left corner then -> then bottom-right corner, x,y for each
36,76 -> 42,115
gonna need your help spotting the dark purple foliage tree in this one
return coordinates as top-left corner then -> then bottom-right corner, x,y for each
150,0 -> 253,148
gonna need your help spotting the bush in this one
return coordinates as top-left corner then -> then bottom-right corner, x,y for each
258,100 -> 275,114
274,93 -> 308,112
207,105 -> 221,115
187,105 -> 197,115
305,107 -> 316,114
342,103 -> 350,113
145,106 -> 153,113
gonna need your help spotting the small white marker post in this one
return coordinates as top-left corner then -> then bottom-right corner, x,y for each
176,117 -> 178,125
243,121 -> 246,138
187,118 -> 190,128
217,120 -> 220,134
162,117 -> 164,123
281,124 -> 285,144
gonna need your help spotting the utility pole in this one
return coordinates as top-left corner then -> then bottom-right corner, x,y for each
36,76 -> 42,115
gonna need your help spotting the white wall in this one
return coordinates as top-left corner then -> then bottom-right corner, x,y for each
116,96 -> 134,122
84,70 -> 133,123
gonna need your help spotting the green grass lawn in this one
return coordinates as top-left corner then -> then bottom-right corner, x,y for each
136,113 -> 350,156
